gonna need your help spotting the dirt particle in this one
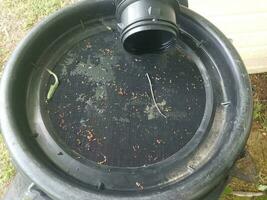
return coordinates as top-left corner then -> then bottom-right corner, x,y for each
134,58 -> 141,62
76,139 -> 82,146
118,87 -> 126,96
87,130 -> 96,142
98,154 -> 107,165
136,182 -> 144,190
132,145 -> 140,152
59,118 -> 65,129
156,139 -> 163,144
86,42 -> 92,49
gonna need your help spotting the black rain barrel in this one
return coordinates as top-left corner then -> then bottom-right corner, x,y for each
0,0 -> 253,199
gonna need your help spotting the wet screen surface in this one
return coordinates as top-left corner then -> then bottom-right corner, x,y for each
44,24 -> 206,167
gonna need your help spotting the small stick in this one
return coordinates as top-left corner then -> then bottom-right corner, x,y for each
254,100 -> 267,102
145,73 -> 167,118
3,27 -> 10,39
232,191 -> 265,197
46,69 -> 59,101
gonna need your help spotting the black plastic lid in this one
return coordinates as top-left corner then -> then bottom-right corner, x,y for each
0,1 -> 252,199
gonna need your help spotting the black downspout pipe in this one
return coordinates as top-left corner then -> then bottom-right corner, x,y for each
115,0 -> 181,54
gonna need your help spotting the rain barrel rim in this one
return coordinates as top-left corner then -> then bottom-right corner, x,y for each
0,1 -> 252,199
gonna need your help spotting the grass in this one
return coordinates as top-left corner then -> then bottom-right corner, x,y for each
3,0 -> 68,23
254,101 -> 266,121
220,75 -> 267,200
0,0 -> 73,67
0,135 -> 15,197
254,100 -> 267,132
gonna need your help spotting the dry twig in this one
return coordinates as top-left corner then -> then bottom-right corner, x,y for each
145,73 -> 167,118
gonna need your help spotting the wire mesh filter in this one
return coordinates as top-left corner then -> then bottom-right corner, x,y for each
43,25 -> 206,167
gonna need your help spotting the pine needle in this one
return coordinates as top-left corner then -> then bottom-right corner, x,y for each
145,73 -> 167,118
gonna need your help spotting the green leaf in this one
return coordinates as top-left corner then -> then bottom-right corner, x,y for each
223,186 -> 233,195
257,184 -> 267,192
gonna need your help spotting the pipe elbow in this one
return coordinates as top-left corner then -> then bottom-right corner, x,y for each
115,0 -> 180,54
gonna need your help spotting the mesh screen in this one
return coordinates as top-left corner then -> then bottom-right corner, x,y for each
44,25 -> 206,167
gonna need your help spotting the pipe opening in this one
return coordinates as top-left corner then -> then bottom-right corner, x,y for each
123,29 -> 176,54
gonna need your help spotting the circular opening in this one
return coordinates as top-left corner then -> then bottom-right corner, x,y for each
123,30 -> 176,54
41,28 -> 206,168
